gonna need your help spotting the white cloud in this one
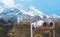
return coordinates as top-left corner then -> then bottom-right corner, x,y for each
15,3 -> 24,9
1,0 -> 14,8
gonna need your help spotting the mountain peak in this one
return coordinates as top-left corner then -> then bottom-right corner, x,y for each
0,7 -> 60,23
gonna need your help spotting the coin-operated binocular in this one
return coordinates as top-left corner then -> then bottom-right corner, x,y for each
31,20 -> 55,37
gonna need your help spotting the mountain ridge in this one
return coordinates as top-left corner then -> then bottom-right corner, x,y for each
0,7 -> 60,23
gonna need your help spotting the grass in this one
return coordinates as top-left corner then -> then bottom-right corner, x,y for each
0,22 -> 60,37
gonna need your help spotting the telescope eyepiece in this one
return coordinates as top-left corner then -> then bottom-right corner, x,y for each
43,22 -> 47,26
49,22 -> 53,27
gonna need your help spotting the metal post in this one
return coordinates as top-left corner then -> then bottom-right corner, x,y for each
31,24 -> 33,37
53,22 -> 55,37
53,29 -> 55,37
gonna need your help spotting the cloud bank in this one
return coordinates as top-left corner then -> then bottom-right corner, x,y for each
1,0 -> 14,8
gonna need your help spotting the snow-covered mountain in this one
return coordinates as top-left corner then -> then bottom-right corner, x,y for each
0,7 -> 60,23
0,7 -> 42,23
47,14 -> 60,18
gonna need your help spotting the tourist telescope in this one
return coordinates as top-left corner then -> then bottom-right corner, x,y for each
31,20 -> 55,37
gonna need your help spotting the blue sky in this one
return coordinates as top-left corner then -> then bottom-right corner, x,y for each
0,0 -> 60,16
